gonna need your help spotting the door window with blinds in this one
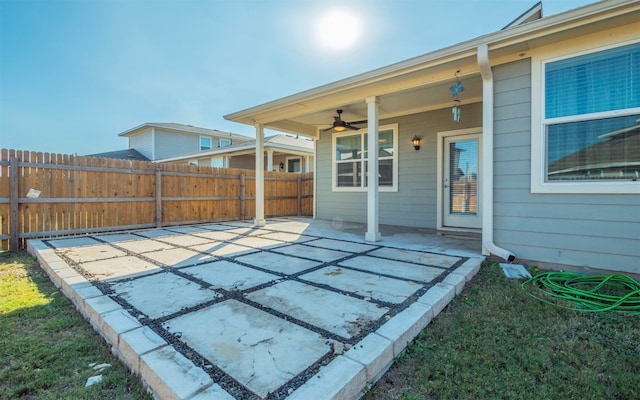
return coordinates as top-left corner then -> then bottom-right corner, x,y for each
448,139 -> 478,215
544,42 -> 640,182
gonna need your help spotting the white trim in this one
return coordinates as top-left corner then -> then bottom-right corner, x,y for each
436,127 -> 482,231
531,39 -> 640,194
331,123 -> 399,193
254,124 -> 266,227
150,127 -> 156,160
313,135 -> 318,219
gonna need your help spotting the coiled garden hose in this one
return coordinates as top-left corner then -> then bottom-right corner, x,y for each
522,271 -> 640,313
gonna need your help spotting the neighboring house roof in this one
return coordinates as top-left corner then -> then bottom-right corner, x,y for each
502,1 -> 543,29
155,134 -> 314,163
118,122 -> 253,142
86,148 -> 150,161
224,0 -> 638,138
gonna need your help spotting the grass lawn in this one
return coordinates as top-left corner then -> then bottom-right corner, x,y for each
0,251 -> 151,399
364,262 -> 640,400
2,251 -> 637,400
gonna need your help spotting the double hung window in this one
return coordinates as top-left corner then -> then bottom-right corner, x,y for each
200,137 -> 212,150
535,41 -> 640,192
333,125 -> 398,191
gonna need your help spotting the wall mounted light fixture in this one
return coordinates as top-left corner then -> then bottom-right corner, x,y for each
411,135 -> 421,151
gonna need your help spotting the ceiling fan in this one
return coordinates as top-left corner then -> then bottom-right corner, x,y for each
323,109 -> 367,132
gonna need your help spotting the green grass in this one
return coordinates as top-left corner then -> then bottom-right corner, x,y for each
0,251 -> 151,400
364,262 -> 640,400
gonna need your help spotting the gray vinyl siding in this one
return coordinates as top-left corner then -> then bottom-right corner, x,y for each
154,129 -> 199,160
129,129 -> 154,160
316,103 -> 482,228
492,59 -> 640,274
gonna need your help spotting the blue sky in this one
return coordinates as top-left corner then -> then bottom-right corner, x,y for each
1,0 -> 594,155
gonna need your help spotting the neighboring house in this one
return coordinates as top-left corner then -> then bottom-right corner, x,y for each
224,0 -> 640,274
117,122 -> 254,161
156,134 -> 314,173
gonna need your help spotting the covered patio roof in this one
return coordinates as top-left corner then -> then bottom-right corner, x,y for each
224,0 -> 638,138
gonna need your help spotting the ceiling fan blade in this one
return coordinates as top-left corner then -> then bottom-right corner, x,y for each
345,124 -> 360,130
349,120 -> 367,125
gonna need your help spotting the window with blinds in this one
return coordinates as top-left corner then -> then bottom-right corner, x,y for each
333,126 -> 398,191
544,42 -> 640,182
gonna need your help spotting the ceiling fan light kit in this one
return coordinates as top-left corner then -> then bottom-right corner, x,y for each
324,109 -> 367,132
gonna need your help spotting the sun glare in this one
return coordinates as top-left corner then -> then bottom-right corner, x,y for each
315,9 -> 361,51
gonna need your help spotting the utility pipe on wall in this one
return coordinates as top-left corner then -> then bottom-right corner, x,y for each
477,44 -> 516,262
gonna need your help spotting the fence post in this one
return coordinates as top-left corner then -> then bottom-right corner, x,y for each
9,156 -> 19,251
155,169 -> 162,228
240,174 -> 245,220
297,174 -> 302,217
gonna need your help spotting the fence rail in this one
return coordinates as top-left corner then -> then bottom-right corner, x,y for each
0,149 -> 313,250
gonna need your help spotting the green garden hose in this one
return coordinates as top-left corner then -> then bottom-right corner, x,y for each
522,271 -> 640,313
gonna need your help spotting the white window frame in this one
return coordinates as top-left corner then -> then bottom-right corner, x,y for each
332,123 -> 398,192
200,136 -> 212,150
219,138 -> 231,147
531,39 -> 640,194
285,156 -> 301,173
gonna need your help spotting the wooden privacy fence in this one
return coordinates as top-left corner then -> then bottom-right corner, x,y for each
0,149 -> 313,251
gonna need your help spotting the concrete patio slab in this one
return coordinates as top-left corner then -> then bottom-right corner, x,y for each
112,238 -> 176,254
58,244 -> 127,263
256,231 -> 316,243
28,217 -> 485,400
142,247 -> 215,267
78,256 -> 161,281
301,266 -> 423,304
162,299 -> 330,398
246,280 -> 388,339
305,238 -> 378,253
339,255 -> 445,283
111,272 -> 221,319
271,244 -> 350,263
234,252 -> 322,275
189,242 -> 256,258
180,260 -> 279,291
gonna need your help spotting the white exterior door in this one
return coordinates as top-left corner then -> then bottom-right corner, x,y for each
442,133 -> 481,229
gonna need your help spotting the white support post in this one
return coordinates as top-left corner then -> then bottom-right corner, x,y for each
254,123 -> 266,227
266,149 -> 273,172
365,96 -> 381,241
